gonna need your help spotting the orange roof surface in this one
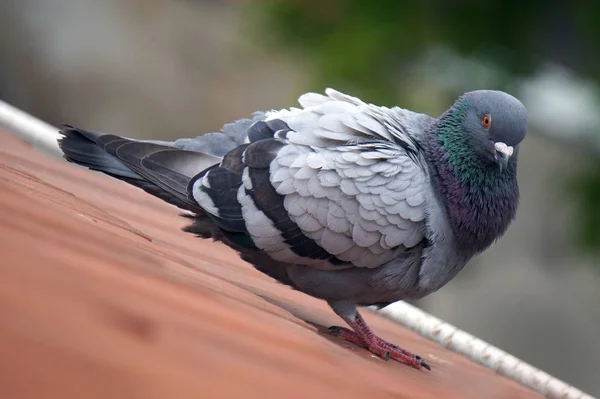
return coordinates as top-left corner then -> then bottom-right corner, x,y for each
0,131 -> 540,399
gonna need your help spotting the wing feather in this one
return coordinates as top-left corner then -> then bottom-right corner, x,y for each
191,89 -> 434,270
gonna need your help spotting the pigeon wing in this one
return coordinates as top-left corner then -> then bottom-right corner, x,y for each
192,89 -> 434,269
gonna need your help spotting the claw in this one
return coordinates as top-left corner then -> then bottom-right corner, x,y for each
382,350 -> 391,361
328,326 -> 342,336
331,311 -> 433,371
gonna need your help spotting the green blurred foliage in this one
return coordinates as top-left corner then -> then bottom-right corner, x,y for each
569,169 -> 600,252
246,0 -> 600,253
249,1 -> 599,102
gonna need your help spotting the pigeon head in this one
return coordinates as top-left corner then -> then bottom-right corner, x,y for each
439,90 -> 528,174
427,90 -> 527,254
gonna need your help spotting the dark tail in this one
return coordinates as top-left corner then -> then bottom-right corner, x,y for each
58,126 -> 221,213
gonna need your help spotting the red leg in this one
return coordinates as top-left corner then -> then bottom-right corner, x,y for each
329,311 -> 430,371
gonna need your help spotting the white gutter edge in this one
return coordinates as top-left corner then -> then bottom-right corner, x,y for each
379,302 -> 594,399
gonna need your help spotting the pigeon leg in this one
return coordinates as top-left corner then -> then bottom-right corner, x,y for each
329,311 -> 430,371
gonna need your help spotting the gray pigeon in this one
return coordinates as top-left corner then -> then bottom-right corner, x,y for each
58,88 -> 527,371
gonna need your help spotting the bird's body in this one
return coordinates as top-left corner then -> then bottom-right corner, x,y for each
58,88 -> 527,370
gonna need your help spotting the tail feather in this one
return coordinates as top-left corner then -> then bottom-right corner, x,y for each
59,127 -> 141,179
58,126 -> 221,213
118,176 -> 201,212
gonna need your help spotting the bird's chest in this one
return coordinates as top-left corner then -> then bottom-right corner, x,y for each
446,187 -> 518,255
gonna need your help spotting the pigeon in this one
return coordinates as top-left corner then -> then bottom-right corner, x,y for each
57,88 -> 527,371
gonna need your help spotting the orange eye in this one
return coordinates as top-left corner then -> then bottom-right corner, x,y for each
482,114 -> 491,128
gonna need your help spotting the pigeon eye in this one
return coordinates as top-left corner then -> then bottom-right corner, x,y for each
482,114 -> 491,128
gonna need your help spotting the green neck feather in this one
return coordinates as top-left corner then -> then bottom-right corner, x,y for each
434,101 -> 512,194
425,98 -> 520,255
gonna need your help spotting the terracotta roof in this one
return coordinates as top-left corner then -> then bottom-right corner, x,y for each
0,131 -> 540,399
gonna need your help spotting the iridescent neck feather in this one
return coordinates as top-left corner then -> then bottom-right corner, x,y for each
425,101 -> 519,255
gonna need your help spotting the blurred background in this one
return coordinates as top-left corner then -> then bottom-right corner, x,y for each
1,0 -> 599,395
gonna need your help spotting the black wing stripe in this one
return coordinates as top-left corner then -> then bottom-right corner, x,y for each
247,121 -> 275,142
247,119 -> 290,143
266,119 -> 290,132
220,144 -> 250,175
242,139 -> 286,169
193,165 -> 246,231
247,166 -> 348,266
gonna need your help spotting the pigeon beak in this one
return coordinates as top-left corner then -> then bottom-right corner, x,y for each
494,142 -> 513,172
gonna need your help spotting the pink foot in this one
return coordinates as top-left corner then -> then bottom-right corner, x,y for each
329,312 -> 431,371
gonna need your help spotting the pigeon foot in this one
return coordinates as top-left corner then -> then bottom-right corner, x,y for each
329,312 -> 430,371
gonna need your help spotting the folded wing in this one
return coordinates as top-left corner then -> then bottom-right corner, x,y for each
192,89 -> 434,269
